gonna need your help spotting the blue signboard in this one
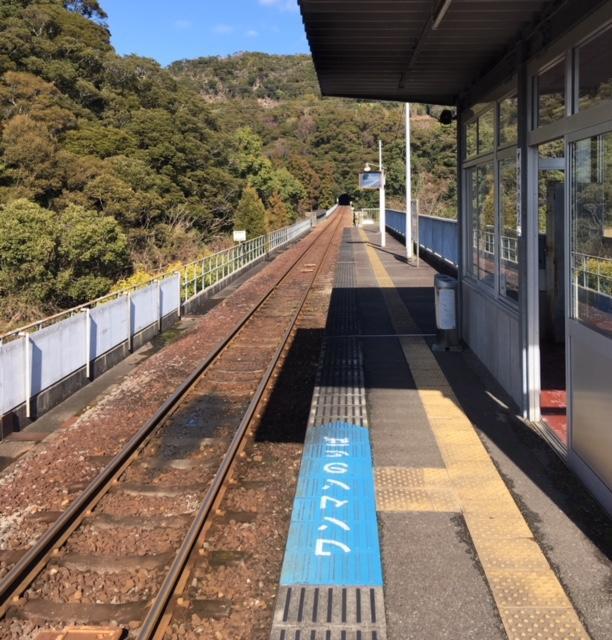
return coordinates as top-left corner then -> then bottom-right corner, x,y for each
359,171 -> 383,190
279,422 -> 383,587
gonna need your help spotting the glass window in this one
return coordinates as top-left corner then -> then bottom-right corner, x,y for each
537,58 -> 566,126
466,120 -> 477,158
577,27 -> 612,112
478,109 -> 495,155
571,132 -> 612,337
538,139 -> 565,234
499,158 -> 520,302
499,95 -> 518,146
470,164 -> 496,286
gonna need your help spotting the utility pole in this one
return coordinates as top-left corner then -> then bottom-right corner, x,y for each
379,139 -> 386,248
405,103 -> 413,259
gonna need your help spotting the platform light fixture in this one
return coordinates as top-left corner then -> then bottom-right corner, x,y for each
432,0 -> 453,30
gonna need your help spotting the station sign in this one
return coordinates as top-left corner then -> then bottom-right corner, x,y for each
359,171 -> 383,190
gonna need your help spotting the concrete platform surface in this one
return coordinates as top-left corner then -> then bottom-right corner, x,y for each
271,225 -> 611,640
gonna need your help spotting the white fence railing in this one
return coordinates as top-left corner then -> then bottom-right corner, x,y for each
474,228 -> 520,264
0,213 -> 324,420
180,217 -> 313,302
573,251 -> 612,297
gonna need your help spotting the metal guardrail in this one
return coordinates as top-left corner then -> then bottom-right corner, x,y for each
383,210 -> 612,319
385,208 -> 459,268
0,212 -> 329,420
180,218 -> 312,303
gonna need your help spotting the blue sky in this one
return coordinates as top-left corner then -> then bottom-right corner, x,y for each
102,0 -> 310,66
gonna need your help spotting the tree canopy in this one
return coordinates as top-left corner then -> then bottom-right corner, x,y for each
0,3 -> 457,331
0,199 -> 129,319
234,186 -> 267,239
172,53 -> 457,216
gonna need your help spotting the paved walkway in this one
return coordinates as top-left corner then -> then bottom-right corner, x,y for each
271,225 -> 611,640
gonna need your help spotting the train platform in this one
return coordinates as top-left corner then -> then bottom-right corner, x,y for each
270,224 -> 612,640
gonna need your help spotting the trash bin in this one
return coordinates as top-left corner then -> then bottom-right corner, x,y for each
433,274 -> 460,351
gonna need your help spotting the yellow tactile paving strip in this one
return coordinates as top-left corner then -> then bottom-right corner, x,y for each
375,466 -> 460,512
359,229 -> 590,640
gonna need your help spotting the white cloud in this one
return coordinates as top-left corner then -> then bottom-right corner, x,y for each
213,23 -> 235,34
174,19 -> 192,30
246,29 -> 259,38
258,0 -> 298,12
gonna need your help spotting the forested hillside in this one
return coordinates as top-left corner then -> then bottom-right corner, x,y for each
170,53 -> 457,217
0,1 -> 456,331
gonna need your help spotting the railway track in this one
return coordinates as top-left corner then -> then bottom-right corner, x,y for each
0,209 -> 347,640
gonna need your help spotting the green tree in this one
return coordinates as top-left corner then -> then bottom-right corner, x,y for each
267,167 -> 304,219
0,9 -> 459,329
56,204 -> 130,304
318,161 -> 338,209
0,199 -> 58,305
231,127 -> 268,178
288,155 -> 321,212
0,198 -> 130,310
65,0 -> 108,21
266,192 -> 290,230
234,186 -> 266,238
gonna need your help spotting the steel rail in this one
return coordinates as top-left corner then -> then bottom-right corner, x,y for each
0,210 -> 341,619
137,210 -> 345,640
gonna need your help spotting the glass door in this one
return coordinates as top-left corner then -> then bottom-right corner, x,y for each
537,140 -> 567,447
568,128 -> 612,489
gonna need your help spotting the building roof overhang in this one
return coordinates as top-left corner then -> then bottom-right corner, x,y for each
298,0 -> 603,105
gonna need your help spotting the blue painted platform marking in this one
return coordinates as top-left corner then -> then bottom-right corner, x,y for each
280,422 -> 382,587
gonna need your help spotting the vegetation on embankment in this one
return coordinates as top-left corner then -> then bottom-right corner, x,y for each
170,53 -> 457,217
0,2 -> 456,332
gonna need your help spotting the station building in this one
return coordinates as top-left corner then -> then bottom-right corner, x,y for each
299,0 -> 612,515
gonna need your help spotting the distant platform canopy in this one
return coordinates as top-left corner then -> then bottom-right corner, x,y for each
298,0 -> 601,105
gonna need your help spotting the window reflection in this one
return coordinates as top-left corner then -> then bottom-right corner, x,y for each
478,110 -> 495,155
499,96 -> 517,146
572,132 -> 612,337
538,140 -> 565,234
466,120 -> 477,158
465,106 -> 495,158
468,167 -> 478,277
471,164 -> 495,286
499,159 -> 520,301
578,27 -> 612,111
537,59 -> 566,126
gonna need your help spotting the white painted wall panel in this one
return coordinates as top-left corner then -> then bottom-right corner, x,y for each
91,296 -> 129,358
0,337 -> 26,414
495,310 -> 511,393
131,283 -> 158,334
30,314 -> 87,394
509,318 -> 522,404
462,281 -> 521,406
160,275 -> 180,317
